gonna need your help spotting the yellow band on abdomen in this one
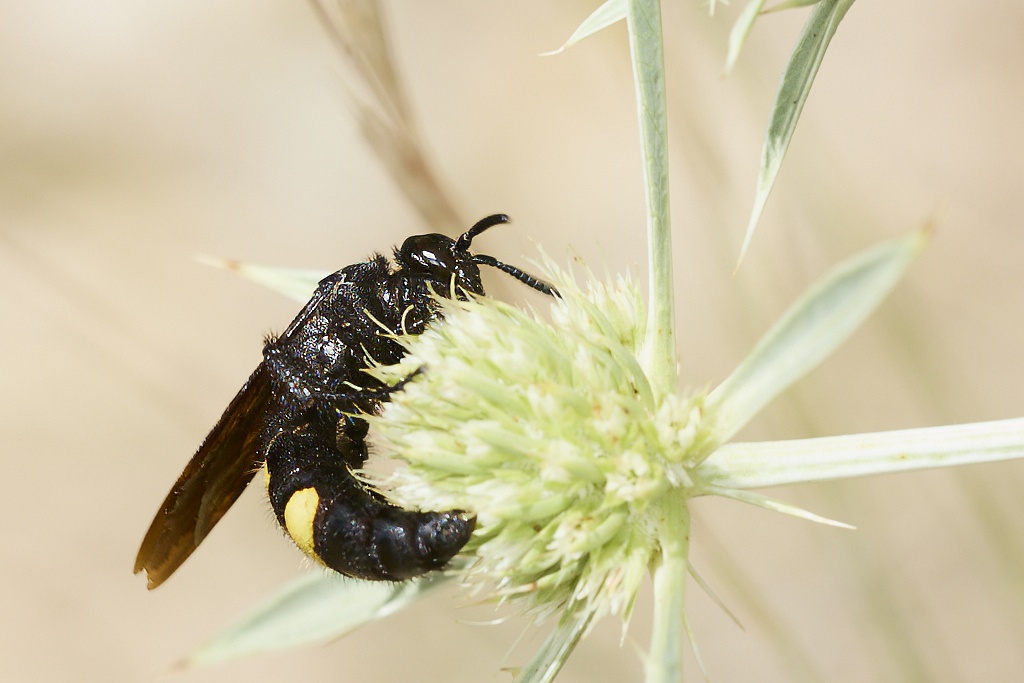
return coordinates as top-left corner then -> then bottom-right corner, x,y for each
283,487 -> 320,559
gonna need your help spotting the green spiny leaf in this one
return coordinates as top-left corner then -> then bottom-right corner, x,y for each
725,0 -> 769,73
739,0 -> 856,263
709,227 -> 925,445
544,0 -> 627,55
184,571 -> 450,667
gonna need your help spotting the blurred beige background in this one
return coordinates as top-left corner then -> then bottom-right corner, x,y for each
3,1 -> 1024,681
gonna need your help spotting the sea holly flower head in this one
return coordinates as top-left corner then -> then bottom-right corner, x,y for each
367,257 -> 716,626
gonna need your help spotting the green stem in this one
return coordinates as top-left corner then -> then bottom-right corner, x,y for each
646,496 -> 690,683
627,0 -> 676,395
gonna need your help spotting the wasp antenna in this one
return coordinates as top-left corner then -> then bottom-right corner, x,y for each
455,214 -> 510,252
473,254 -> 560,298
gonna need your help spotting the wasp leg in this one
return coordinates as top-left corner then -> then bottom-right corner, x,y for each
316,367 -> 425,406
263,416 -> 474,581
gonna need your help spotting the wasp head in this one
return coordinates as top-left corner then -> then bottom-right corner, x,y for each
396,214 -> 557,298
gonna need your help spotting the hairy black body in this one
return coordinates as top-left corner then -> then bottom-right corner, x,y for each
134,215 -> 555,588
260,251 -> 478,580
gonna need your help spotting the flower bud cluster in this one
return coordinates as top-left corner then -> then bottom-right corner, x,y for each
368,260 -> 712,624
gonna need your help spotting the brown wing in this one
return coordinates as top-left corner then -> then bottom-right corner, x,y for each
134,364 -> 272,589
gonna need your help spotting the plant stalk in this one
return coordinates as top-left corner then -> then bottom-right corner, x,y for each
627,0 -> 676,395
646,495 -> 690,683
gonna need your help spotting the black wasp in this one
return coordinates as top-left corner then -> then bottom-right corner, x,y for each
134,214 -> 556,588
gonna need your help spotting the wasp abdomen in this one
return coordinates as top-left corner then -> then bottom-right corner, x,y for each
316,499 -> 474,581
264,417 -> 473,580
